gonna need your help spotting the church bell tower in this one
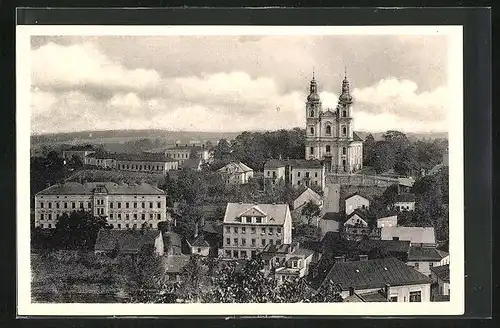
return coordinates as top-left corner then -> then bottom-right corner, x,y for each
305,70 -> 321,159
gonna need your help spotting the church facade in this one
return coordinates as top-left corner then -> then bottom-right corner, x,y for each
304,72 -> 363,174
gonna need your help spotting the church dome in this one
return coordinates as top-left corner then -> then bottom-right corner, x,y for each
307,92 -> 320,102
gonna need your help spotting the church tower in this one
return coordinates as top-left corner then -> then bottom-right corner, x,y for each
337,68 -> 354,141
305,70 -> 322,159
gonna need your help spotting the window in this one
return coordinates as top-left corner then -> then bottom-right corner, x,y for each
241,238 -> 246,246
269,227 -> 274,235
40,214 -> 44,220
241,250 -> 247,259
126,202 -> 130,209
226,238 -> 230,245
150,202 -> 153,209
251,227 -> 256,234
234,238 -> 238,245
261,227 -> 266,234
80,202 -> 84,209
157,202 -> 161,208
110,214 -> 114,219
72,202 -> 76,209
118,202 -> 122,209
261,239 -> 266,246
310,109 -> 314,117
310,127 -> 314,135
256,218 -> 262,224
242,227 -> 246,234
251,239 -> 256,246
292,261 -> 298,268
150,213 -> 154,220
118,224 -> 121,229
390,296 -> 398,302
118,214 -> 122,219
40,202 -> 44,208
142,214 -> 146,220
125,224 -> 130,229
298,172 -> 301,177
142,202 -> 145,208
64,202 -> 67,209
233,250 -> 239,258
132,213 -> 137,220
197,248 -> 201,253
342,126 -> 347,136
225,250 -> 231,257
157,214 -> 161,220
126,214 -> 130,220
234,227 -> 238,233
310,147 -> 314,155
48,202 -> 52,209
134,202 -> 137,208
251,250 -> 256,258
326,125 -> 331,135
276,239 -> 282,245
342,147 -> 347,155
267,171 -> 271,177
315,172 -> 318,178
409,291 -> 422,302
326,145 -> 331,153
226,227 -> 231,233
277,227 -> 282,234
342,110 -> 347,117
110,202 -> 114,209
48,224 -> 52,228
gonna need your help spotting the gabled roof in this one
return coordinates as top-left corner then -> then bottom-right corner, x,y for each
346,209 -> 367,221
321,110 -> 336,117
347,290 -> 389,302
345,192 -> 370,202
188,234 -> 210,248
288,159 -> 323,169
398,177 -> 415,188
381,226 -> 436,245
36,182 -> 165,196
430,264 -> 449,282
322,257 -> 433,291
321,212 -> 344,222
218,162 -> 253,173
356,239 -> 411,254
238,205 -> 268,217
163,231 -> 182,249
408,246 -> 447,261
353,132 -> 364,142
94,229 -> 161,253
224,203 -> 289,225
395,193 -> 416,203
294,188 -> 322,207
202,220 -> 223,235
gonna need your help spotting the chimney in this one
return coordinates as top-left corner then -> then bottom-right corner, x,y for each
194,222 -> 199,238
334,255 -> 346,262
384,284 -> 391,300
359,254 -> 368,261
348,287 -> 355,296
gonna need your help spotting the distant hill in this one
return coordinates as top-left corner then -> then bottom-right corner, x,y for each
355,131 -> 448,141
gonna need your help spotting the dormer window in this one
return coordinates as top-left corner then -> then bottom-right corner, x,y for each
256,217 -> 262,224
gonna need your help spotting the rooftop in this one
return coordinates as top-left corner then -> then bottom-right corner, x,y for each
344,290 -> 389,302
408,246 -> 447,261
353,132 -> 364,142
264,159 -> 288,169
66,145 -> 95,151
113,152 -> 177,163
322,257 -> 433,291
180,158 -> 202,170
218,162 -> 254,173
188,234 -> 210,248
161,255 -> 191,274
94,229 -> 161,253
430,264 -> 450,282
345,192 -> 370,202
36,181 -> 166,196
321,212 -> 344,222
223,203 -> 290,225
163,231 -> 182,250
356,239 -> 411,254
380,226 -> 436,245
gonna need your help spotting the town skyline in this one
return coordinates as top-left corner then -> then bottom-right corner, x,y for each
31,34 -> 450,135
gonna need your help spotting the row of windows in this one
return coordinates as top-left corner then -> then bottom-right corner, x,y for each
232,216 -> 272,224
171,153 -> 189,159
40,201 -> 91,209
109,213 -> 162,220
309,125 -> 348,136
296,180 -> 319,187
296,171 -> 319,178
225,249 -> 257,259
117,163 -> 167,171
309,109 -> 348,118
39,212 -> 162,220
110,201 -> 162,209
113,223 -> 155,229
225,226 -> 282,234
226,237 -> 282,247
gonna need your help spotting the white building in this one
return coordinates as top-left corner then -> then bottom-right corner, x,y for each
289,159 -> 325,190
394,193 -> 416,211
218,162 -> 254,185
222,203 -> 292,260
345,193 -> 370,215
380,226 -> 436,247
377,215 -> 398,228
34,182 -> 168,230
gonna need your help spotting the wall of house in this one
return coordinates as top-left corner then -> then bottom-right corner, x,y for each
319,219 -> 340,237
84,157 -> 117,169
407,260 -> 442,276
63,150 -> 95,160
223,223 -> 286,259
155,234 -> 165,256
326,173 -> 398,187
344,214 -> 368,227
322,183 -> 340,214
340,283 -> 431,302
345,195 -> 370,215
264,166 -> 286,183
35,193 -> 168,229
377,216 -> 398,228
440,255 -> 450,266
290,167 -> 324,190
394,201 -> 415,211
191,245 -> 210,257
116,160 -> 178,173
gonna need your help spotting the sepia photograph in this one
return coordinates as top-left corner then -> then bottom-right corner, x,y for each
17,24 -> 464,316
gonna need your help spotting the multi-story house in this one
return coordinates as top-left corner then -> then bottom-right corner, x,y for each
406,246 -> 449,276
393,193 -> 416,211
114,153 -> 178,173
222,203 -> 292,260
84,152 -> 117,169
377,215 -> 398,228
263,160 -> 287,188
380,227 -> 436,247
345,192 -> 370,215
161,145 -> 211,166
218,162 -> 254,185
289,159 -> 326,190
34,182 -> 168,229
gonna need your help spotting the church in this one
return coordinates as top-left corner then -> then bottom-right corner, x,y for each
304,71 -> 364,173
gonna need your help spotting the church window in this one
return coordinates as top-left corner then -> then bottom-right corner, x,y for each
310,147 -> 314,155
310,127 -> 314,135
310,109 -> 314,117
342,110 -> 347,117
326,145 -> 331,153
342,147 -> 347,155
326,125 -> 331,135
342,126 -> 347,136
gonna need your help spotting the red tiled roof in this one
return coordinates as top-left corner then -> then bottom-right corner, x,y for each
322,257 -> 433,291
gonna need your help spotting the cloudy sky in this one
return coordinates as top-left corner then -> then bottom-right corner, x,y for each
30,34 -> 449,134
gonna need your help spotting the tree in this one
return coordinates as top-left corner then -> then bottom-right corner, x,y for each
301,201 -> 322,225
213,139 -> 232,161
293,224 -> 321,241
306,280 -> 344,303
363,133 -> 376,166
371,141 -> 396,174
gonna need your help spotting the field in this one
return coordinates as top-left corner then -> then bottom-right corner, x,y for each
31,250 -> 129,303
66,169 -> 179,187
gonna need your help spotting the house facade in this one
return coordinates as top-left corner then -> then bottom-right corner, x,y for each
62,146 -> 96,161
407,246 -> 448,276
430,264 -> 450,297
114,153 -> 178,173
34,182 -> 168,229
304,72 -> 364,173
218,162 -> 254,185
345,193 -> 370,215
289,160 -> 325,190
222,203 -> 292,260
162,145 -> 211,165
263,160 -> 287,189
394,193 -> 416,211
84,153 -> 116,169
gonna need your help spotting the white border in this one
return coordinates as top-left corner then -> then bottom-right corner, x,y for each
16,25 -> 464,316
